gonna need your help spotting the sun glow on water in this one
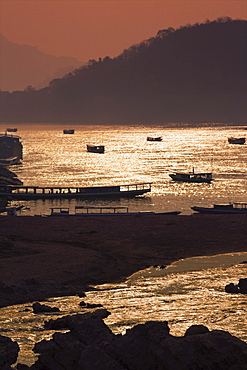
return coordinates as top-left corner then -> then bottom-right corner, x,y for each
1,123 -> 247,215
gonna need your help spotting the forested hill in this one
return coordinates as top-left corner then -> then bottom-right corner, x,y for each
0,18 -> 246,124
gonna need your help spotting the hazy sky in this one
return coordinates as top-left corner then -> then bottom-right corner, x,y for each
1,0 -> 246,61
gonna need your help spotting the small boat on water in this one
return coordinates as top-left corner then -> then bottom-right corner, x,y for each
63,129 -> 74,134
0,133 -> 23,165
0,156 -> 20,166
191,203 -> 247,214
228,137 -> 245,145
87,144 -> 105,153
6,128 -> 18,132
0,183 -> 152,200
50,206 -> 180,217
169,169 -> 213,183
147,136 -> 162,142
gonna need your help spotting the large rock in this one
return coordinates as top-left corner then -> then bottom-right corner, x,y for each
238,278 -> 247,294
32,302 -> 60,314
19,310 -> 247,370
225,277 -> 247,294
0,334 -> 19,369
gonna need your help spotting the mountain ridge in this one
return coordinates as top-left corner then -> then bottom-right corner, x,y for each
0,18 -> 246,124
0,34 -> 84,92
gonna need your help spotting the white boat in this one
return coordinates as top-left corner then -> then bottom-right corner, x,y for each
50,206 -> 180,216
147,136 -> 162,141
169,169 -> 213,183
63,129 -> 74,134
228,137 -> 245,144
191,203 -> 247,214
87,144 -> 105,153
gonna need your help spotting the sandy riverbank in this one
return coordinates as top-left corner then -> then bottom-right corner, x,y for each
1,213 -> 247,306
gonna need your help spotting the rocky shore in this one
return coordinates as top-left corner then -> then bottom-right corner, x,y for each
1,213 -> 247,369
1,213 -> 247,307
2,309 -> 247,369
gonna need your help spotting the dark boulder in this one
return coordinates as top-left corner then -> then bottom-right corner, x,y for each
32,302 -> 60,314
185,324 -> 209,336
0,334 -> 19,369
238,278 -> 247,294
79,301 -> 103,308
225,283 -> 240,293
22,311 -> 247,370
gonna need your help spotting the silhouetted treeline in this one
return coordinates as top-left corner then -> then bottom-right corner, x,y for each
0,18 -> 246,124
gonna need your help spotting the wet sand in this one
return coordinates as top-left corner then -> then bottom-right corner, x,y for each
1,213 -> 247,305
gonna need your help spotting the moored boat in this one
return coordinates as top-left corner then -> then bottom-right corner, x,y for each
228,137 -> 245,145
191,203 -> 247,214
87,144 -> 105,153
0,156 -> 20,166
169,169 -> 213,183
6,128 -> 18,132
0,183 -> 152,200
0,133 -> 23,165
147,136 -> 162,141
63,129 -> 74,134
50,206 -> 180,216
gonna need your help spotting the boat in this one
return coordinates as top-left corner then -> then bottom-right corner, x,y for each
0,183 -> 152,200
87,144 -> 105,153
147,136 -> 162,141
0,157 -> 20,166
63,129 -> 74,134
228,137 -> 245,145
0,133 -> 23,165
6,128 -> 18,132
50,206 -> 180,217
191,203 -> 247,214
0,205 -> 24,215
169,169 -> 213,183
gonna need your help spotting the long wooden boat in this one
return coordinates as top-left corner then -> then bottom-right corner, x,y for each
0,183 -> 152,200
49,206 -> 180,217
169,171 -> 213,183
191,203 -> 247,214
228,137 -> 245,145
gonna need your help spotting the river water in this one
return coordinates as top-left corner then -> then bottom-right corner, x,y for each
1,123 -> 247,215
0,252 -> 247,366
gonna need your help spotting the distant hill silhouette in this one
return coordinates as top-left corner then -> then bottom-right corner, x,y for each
0,34 -> 83,92
0,18 -> 246,124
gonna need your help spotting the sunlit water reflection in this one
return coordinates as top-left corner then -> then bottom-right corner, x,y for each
1,123 -> 247,215
1,252 -> 247,366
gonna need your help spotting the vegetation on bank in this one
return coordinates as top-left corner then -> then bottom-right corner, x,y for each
0,18 -> 246,124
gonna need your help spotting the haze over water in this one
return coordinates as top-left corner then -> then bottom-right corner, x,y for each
1,123 -> 247,215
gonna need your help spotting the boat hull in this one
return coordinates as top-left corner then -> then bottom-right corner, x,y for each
228,137 -> 245,145
0,184 -> 152,200
169,174 -> 212,183
191,206 -> 247,214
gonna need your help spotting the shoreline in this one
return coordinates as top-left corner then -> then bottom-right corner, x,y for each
1,213 -> 247,307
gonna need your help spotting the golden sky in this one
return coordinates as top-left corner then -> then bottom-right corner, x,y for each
1,0 -> 246,61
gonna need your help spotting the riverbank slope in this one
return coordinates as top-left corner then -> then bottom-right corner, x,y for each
0,214 -> 247,307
